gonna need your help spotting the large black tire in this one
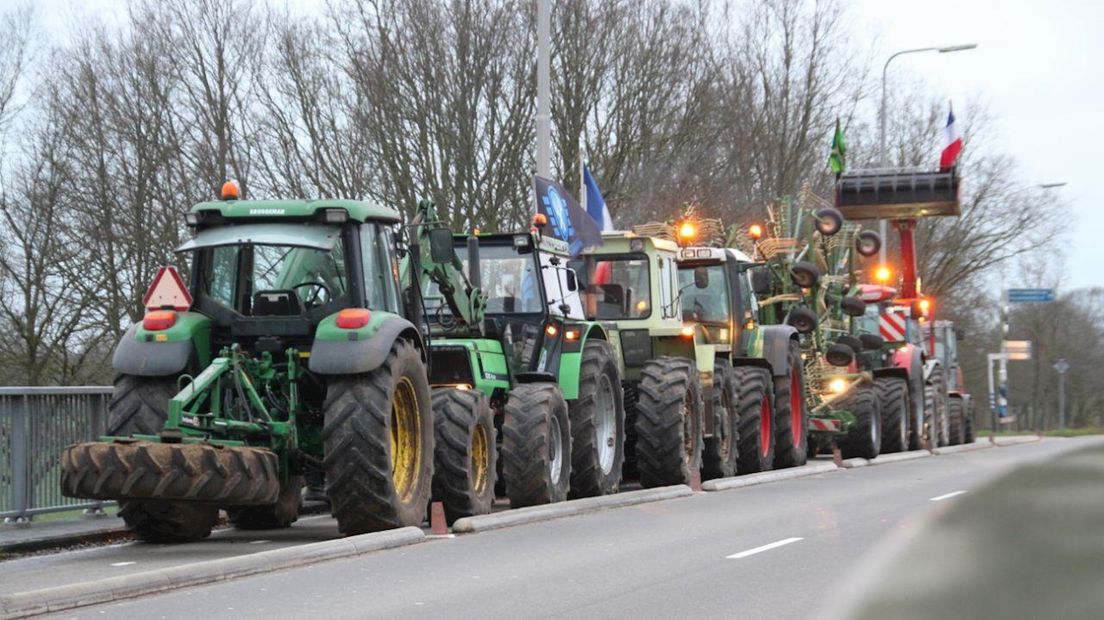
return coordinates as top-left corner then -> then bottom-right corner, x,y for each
621,383 -> 640,481
736,367 -> 775,474
772,341 -> 808,469
121,502 -> 219,543
837,384 -> 882,459
432,388 -> 496,523
947,397 -> 965,446
322,339 -> 434,535
106,374 -> 177,436
502,382 -> 572,507
635,357 -> 703,488
875,377 -> 909,454
103,375 -> 219,543
907,363 -> 925,451
702,362 -> 739,480
568,340 -> 625,498
964,398 -> 976,443
925,365 -> 950,448
229,476 -> 304,530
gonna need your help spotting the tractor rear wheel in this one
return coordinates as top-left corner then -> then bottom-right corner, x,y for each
947,397 -> 965,446
568,340 -> 625,498
907,362 -> 925,451
229,476 -> 304,530
103,374 -> 221,543
964,399 -> 976,443
875,377 -> 909,454
323,339 -> 433,535
772,340 -> 808,469
635,357 -> 703,487
502,383 -> 572,507
736,367 -> 775,474
702,362 -> 739,480
837,385 -> 882,459
432,387 -> 496,523
925,365 -> 951,448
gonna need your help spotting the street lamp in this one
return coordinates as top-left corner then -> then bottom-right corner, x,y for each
877,43 -> 978,264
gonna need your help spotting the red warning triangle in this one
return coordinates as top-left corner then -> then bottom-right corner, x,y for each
143,266 -> 193,311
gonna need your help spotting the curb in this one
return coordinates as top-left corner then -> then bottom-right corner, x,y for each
0,526 -> 424,619
994,435 -> 1042,447
452,485 -> 692,534
839,458 -> 868,469
0,525 -> 131,555
840,450 -> 931,469
701,461 -> 839,491
932,441 -> 994,455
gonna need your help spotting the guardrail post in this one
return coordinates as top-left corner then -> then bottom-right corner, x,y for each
6,395 -> 31,525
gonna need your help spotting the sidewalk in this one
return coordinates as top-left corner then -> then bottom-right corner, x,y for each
1,515 -> 128,554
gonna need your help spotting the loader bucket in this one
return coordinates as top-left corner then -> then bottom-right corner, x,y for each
61,441 -> 282,506
834,169 -> 960,220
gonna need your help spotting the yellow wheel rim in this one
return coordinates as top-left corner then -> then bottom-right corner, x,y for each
390,377 -> 421,501
471,423 -> 490,495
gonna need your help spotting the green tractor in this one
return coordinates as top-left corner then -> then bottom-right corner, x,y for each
673,243 -> 807,475
569,232 -> 723,488
414,214 -> 624,522
60,188 -> 475,541
748,190 -> 886,460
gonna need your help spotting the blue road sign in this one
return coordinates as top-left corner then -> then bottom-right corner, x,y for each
1008,288 -> 1055,303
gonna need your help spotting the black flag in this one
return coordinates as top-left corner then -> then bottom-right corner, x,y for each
533,175 -> 602,256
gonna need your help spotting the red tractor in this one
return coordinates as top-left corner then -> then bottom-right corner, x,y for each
835,168 -> 969,448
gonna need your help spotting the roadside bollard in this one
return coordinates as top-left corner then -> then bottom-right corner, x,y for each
690,469 -> 702,492
430,501 -> 448,535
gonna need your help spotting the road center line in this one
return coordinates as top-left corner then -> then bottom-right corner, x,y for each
930,490 -> 967,502
110,561 -> 136,567
726,537 -> 804,559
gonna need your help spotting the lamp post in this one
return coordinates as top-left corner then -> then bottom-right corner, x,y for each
535,0 -> 551,178
877,43 -> 978,265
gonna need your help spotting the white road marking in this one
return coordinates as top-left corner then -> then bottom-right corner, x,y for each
726,537 -> 804,559
249,540 -> 271,544
930,490 -> 967,502
109,561 -> 136,567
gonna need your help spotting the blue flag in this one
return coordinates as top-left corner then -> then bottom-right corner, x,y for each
534,175 -> 602,256
583,165 -> 613,231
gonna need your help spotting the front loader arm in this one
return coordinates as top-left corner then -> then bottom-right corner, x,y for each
407,200 -> 487,336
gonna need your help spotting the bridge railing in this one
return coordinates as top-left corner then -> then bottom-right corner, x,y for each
0,386 -> 114,523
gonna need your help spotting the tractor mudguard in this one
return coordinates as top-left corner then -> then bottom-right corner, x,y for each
309,314 -> 423,375
758,325 -> 799,378
556,324 -> 608,400
112,312 -> 211,377
872,366 -> 910,381
891,343 -> 923,377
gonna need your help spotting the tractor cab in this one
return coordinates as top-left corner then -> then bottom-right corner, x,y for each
674,246 -> 760,353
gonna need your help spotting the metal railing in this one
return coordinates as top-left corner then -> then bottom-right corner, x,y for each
1,386 -> 114,523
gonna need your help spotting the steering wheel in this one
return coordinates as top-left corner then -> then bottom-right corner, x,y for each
292,281 -> 331,306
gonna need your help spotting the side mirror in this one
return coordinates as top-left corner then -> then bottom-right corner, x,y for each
750,268 -> 771,296
693,266 -> 709,289
565,269 -> 578,292
428,228 -> 455,264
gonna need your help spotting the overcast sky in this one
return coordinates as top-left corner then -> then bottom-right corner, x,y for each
27,0 -> 1103,291
850,0 -> 1103,291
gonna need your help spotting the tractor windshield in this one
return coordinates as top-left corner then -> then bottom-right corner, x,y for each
577,255 -> 651,319
197,241 -> 348,316
423,244 -> 545,316
678,264 -> 729,324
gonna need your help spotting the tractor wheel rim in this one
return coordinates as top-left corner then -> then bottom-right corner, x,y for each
760,391 -> 772,458
790,369 -> 803,447
548,412 -> 563,482
870,408 -> 879,449
471,422 -> 490,495
390,376 -> 422,502
596,372 -> 617,475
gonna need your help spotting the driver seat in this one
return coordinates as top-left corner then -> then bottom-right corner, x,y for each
253,290 -> 305,317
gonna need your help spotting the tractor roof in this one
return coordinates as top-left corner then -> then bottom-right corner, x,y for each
190,199 -> 401,224
585,231 -> 679,255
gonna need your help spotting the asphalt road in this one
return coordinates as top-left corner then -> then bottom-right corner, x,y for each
29,437 -> 1096,620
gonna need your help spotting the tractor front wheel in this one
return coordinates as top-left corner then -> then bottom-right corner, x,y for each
323,339 -> 433,535
736,367 -> 775,474
837,385 -> 882,459
502,383 -> 572,507
568,340 -> 625,498
229,476 -> 304,530
948,397 -> 966,446
701,362 -> 739,480
635,357 -> 703,488
432,387 -> 496,523
876,377 -> 909,454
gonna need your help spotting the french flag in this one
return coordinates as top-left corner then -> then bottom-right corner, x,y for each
940,104 -> 962,170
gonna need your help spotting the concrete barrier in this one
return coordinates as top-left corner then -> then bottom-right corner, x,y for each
702,461 -> 840,491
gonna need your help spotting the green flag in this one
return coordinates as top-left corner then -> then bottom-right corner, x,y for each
828,118 -> 846,174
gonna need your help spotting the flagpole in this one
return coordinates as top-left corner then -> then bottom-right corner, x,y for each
579,136 -> 586,213
535,0 -> 551,178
